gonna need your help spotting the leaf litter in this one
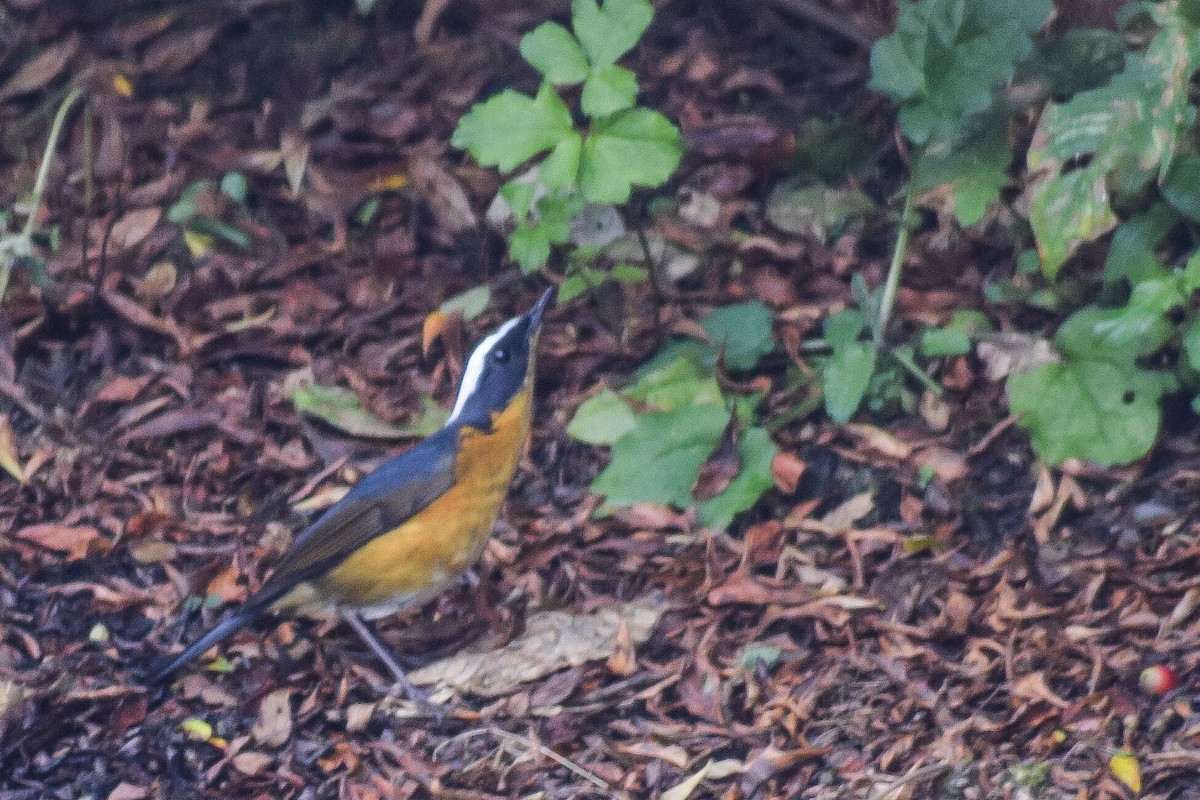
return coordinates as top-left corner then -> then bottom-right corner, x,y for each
0,2 -> 1196,800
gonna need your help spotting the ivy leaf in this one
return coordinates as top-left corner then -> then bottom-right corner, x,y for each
452,83 -> 574,171
571,0 -> 654,69
520,22 -> 589,85
591,405 -> 731,508
579,108 -> 683,203
625,352 -> 724,411
581,64 -> 639,117
697,427 -> 777,530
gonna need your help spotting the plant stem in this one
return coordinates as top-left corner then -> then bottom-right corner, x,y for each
873,188 -> 915,349
2,84 -> 84,302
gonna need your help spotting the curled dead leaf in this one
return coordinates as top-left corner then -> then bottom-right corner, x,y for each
14,523 -> 99,561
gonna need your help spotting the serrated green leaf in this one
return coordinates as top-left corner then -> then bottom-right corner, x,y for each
700,301 -> 774,370
579,108 -> 683,203
452,84 -> 575,171
581,64 -> 639,117
910,108 -> 1012,226
823,341 -> 877,423
1008,358 -> 1173,465
591,405 -> 730,508
500,179 -> 537,220
539,134 -> 583,192
521,22 -> 589,84
871,0 -> 1052,145
571,0 -> 654,68
509,220 -> 556,273
697,427 -> 777,530
567,388 -> 638,445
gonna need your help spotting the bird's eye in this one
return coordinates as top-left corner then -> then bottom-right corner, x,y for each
492,347 -> 510,364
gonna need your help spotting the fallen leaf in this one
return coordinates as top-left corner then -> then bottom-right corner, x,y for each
820,491 -> 874,532
232,751 -> 273,776
106,782 -> 148,800
14,523 -> 99,561
0,416 -> 24,483
110,208 -> 162,250
1109,750 -> 1141,794
661,760 -> 711,800
404,601 -> 663,697
251,688 -> 293,748
0,33 -> 79,101
844,424 -> 913,460
771,451 -> 805,494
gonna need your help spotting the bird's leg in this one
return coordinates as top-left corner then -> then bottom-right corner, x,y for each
340,611 -> 441,715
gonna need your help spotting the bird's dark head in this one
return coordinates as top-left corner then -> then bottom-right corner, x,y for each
446,287 -> 552,432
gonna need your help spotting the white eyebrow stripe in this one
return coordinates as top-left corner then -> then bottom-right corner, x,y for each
447,315 -> 521,424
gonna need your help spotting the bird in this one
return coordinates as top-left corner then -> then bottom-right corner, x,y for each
148,287 -> 554,703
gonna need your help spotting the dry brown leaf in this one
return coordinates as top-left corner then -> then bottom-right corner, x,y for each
231,751 -> 273,776
406,601 -> 663,697
0,415 -> 24,484
142,26 -> 220,75
770,451 -> 805,494
110,208 -> 162,251
820,491 -> 874,532
204,565 -> 246,604
251,688 -> 293,748
844,424 -> 913,460
661,760 -> 711,800
105,783 -> 148,800
0,33 -> 79,101
14,523 -> 99,561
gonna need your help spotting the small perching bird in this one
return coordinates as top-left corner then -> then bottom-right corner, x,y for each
149,287 -> 553,702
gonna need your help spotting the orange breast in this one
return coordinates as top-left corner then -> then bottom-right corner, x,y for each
315,385 -> 533,612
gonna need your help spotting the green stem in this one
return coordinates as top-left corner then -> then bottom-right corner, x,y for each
3,84 -> 84,302
873,188 -> 915,348
889,345 -> 942,395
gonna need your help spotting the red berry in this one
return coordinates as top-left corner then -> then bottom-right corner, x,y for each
1140,665 -> 1179,696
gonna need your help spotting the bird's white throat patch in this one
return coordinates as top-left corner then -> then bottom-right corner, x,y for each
447,316 -> 521,423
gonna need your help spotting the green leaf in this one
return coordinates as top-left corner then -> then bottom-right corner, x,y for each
1007,358 -> 1174,466
700,301 -> 775,370
1056,296 -> 1177,363
500,179 -> 537,220
909,108 -> 1012,227
823,309 -> 866,348
625,353 -> 724,411
571,0 -> 654,68
581,64 -> 639,117
869,0 -> 1052,145
1027,10 -> 1200,279
1183,250 -> 1200,294
509,220 -> 556,273
1163,153 -> 1200,222
567,388 -> 638,445
823,341 -> 877,423
920,327 -> 972,357
220,172 -> 248,203
452,83 -> 575,171
697,427 -> 777,530
765,180 -> 874,242
539,134 -> 583,192
579,108 -> 683,203
1103,203 -> 1177,286
520,22 -> 589,84
591,405 -> 730,508
1183,315 -> 1200,371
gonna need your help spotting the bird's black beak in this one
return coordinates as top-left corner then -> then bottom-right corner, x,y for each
525,287 -> 554,333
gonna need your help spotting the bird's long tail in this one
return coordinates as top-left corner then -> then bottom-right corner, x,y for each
147,606 -> 260,684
